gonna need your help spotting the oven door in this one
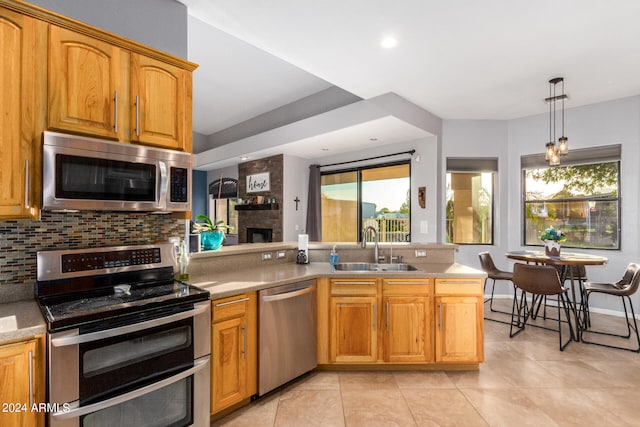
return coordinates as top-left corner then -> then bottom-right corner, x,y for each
48,301 -> 210,425
50,356 -> 209,427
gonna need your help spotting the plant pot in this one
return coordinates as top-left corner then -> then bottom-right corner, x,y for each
201,231 -> 224,251
544,240 -> 561,257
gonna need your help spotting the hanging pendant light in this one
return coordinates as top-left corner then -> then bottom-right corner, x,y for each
544,77 -> 569,165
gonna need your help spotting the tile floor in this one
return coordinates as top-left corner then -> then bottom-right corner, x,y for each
212,298 -> 640,427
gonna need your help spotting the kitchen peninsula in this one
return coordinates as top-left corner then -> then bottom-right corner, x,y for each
189,241 -> 485,416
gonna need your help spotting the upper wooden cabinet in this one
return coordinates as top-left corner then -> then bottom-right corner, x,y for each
47,26 -> 194,151
0,7 -> 43,219
48,26 -> 126,140
130,54 -> 191,151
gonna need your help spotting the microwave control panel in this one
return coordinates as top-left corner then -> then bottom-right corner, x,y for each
170,167 -> 188,203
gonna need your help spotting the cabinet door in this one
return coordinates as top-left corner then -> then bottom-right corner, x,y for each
211,316 -> 247,412
48,26 -> 125,139
384,296 -> 431,362
0,8 -> 39,219
435,296 -> 484,363
330,296 -> 377,363
130,53 -> 189,151
0,339 -> 38,427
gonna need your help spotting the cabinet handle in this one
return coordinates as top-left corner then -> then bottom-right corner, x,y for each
386,302 -> 389,331
333,281 -> 376,285
242,324 -> 247,360
215,297 -> 249,307
24,160 -> 30,209
28,350 -> 34,407
135,95 -> 140,136
114,90 -> 119,133
439,303 -> 443,332
439,281 -> 479,285
386,281 -> 427,285
373,303 -> 377,331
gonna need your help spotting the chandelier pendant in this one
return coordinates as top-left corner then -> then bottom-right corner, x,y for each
544,77 -> 569,165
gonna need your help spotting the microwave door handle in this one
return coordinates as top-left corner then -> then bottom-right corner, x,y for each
158,161 -> 168,207
51,357 -> 209,420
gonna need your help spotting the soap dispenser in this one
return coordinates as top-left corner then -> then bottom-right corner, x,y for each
330,245 -> 339,271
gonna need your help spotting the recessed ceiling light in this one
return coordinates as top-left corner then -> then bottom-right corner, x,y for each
240,156 -> 249,161
369,138 -> 378,141
380,35 -> 397,49
321,148 -> 329,151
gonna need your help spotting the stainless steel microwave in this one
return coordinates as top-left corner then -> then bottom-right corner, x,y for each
42,131 -> 191,212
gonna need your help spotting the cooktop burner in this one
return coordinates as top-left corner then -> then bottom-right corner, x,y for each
35,244 -> 210,332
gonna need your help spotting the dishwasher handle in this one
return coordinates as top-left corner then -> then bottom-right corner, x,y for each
261,286 -> 314,302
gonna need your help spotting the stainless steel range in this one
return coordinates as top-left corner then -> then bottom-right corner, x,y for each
35,243 -> 210,427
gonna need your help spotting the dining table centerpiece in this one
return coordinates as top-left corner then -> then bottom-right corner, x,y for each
192,214 -> 233,251
540,227 -> 566,256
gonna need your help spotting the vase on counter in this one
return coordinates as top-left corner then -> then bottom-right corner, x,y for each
201,231 -> 224,251
544,240 -> 561,257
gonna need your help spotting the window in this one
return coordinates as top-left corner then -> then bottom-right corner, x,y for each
320,162 -> 410,242
522,145 -> 621,250
445,158 -> 496,245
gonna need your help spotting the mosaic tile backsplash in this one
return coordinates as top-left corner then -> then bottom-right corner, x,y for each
0,211 -> 186,290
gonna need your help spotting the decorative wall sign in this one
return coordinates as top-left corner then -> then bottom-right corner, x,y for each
247,172 -> 270,193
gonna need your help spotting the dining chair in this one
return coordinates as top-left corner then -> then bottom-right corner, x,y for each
535,264 -> 588,323
478,252 -> 514,319
510,263 -> 575,351
581,263 -> 640,352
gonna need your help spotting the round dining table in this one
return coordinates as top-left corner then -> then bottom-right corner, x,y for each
505,250 -> 608,341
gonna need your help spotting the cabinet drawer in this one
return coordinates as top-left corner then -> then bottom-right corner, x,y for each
382,278 -> 433,296
212,294 -> 250,322
330,279 -> 378,296
435,278 -> 483,295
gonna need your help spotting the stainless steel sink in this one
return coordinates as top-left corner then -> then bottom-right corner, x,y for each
333,262 -> 420,272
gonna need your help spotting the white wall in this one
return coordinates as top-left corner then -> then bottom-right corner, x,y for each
283,155 -> 311,241
443,96 -> 640,313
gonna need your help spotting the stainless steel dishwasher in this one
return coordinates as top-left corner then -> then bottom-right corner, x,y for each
258,280 -> 317,395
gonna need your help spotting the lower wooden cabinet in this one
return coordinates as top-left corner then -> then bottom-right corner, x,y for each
320,276 -> 483,367
434,278 -> 484,363
211,293 -> 256,414
382,279 -> 432,362
329,279 -> 378,363
0,336 -> 45,427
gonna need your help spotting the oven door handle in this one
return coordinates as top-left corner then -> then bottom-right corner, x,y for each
50,302 -> 209,347
51,357 -> 209,420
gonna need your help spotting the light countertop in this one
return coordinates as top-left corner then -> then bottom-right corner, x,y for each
189,262 -> 485,299
0,300 -> 46,345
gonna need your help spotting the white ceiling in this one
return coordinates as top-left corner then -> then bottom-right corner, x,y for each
181,0 -> 640,163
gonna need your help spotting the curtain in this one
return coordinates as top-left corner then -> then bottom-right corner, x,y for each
306,164 -> 322,241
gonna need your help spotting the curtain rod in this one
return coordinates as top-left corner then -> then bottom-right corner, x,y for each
320,149 -> 415,168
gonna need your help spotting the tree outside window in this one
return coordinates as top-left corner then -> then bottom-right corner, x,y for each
523,161 -> 620,250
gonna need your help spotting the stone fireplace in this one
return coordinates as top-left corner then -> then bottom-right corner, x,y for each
237,154 -> 283,243
247,228 -> 273,243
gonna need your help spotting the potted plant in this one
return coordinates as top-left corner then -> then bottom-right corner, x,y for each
540,227 -> 566,257
193,214 -> 233,251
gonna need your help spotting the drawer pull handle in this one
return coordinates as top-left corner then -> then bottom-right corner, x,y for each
215,297 -> 250,307
333,281 -> 376,285
439,281 -> 479,285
